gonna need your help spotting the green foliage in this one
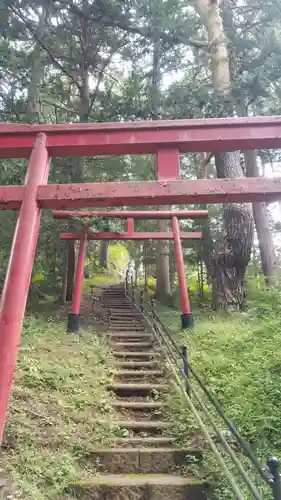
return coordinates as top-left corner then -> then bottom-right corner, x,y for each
84,274 -> 120,293
137,276 -> 157,292
160,285 -> 281,498
107,243 -> 130,273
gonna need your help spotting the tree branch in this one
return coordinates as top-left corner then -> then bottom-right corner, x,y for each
87,35 -> 128,117
55,0 -> 208,49
9,5 -> 82,91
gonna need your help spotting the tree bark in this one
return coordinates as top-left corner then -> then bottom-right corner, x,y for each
196,0 -> 254,309
156,217 -> 171,300
99,241 -> 108,268
59,246 -> 68,304
245,150 -> 277,284
26,11 -> 45,123
196,153 -> 214,281
66,43 -> 90,294
66,242 -> 75,301
151,34 -> 171,300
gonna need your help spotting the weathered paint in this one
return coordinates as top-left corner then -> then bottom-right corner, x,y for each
1,116 -> 281,157
52,209 -> 209,220
0,134 -> 50,443
38,178 -> 281,208
172,216 -> 191,314
59,231 -> 203,240
72,232 -> 87,315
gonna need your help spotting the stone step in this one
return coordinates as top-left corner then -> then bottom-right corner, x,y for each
66,474 -> 206,500
108,310 -> 141,315
109,326 -> 146,331
109,324 -> 143,328
110,317 -> 142,321
114,437 -> 176,447
107,333 -> 154,340
109,328 -> 146,333
108,382 -> 168,397
109,327 -> 146,332
86,448 -> 202,474
113,351 -> 160,359
111,400 -> 164,411
113,370 -> 163,378
104,297 -> 125,299
111,342 -> 153,350
114,361 -> 160,369
110,331 -> 150,336
104,301 -> 131,304
106,305 -> 134,309
109,319 -> 142,322
104,419 -> 169,432
109,310 -> 142,314
109,325 -> 144,329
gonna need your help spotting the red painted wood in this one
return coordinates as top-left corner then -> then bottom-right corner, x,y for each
1,177 -> 281,211
38,177 -> 281,209
172,216 -> 190,314
0,186 -> 24,209
1,116 -> 281,157
52,210 -> 209,220
156,149 -> 179,179
72,233 -> 87,315
60,231 -> 203,240
0,134 -> 50,443
127,217 -> 134,234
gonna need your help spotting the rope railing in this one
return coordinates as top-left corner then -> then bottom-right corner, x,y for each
124,270 -> 281,500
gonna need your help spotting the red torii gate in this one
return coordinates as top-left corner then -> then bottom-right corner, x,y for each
52,209 -> 209,220
53,209 -> 207,332
1,117 -> 281,443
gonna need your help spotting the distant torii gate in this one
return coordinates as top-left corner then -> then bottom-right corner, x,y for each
53,209 -> 208,332
1,116 -> 281,442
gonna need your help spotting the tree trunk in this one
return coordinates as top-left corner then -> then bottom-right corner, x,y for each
212,153 -> 253,309
196,153 -> 214,281
196,0 -> 254,309
59,246 -> 68,305
66,242 -> 75,301
151,35 -> 171,301
99,241 -> 108,268
201,224 -> 213,282
245,150 -> 277,284
156,217 -> 171,300
143,242 -> 148,291
26,11 -> 45,123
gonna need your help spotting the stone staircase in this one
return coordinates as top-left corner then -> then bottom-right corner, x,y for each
67,284 -> 206,500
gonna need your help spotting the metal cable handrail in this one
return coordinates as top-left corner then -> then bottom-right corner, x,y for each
150,302 -> 272,484
124,273 -> 281,500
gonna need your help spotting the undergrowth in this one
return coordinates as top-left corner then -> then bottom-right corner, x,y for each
160,285 -> 281,499
0,310 -> 118,500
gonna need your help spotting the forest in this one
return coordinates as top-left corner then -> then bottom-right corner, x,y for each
1,0 -> 281,302
1,1 -> 281,499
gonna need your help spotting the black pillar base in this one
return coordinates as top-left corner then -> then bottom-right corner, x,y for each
67,313 -> 80,333
181,312 -> 193,329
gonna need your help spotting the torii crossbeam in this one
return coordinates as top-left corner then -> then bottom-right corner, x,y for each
60,231 -> 203,240
53,209 -> 209,220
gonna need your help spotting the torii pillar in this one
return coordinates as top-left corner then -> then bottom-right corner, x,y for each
67,228 -> 88,333
172,216 -> 193,328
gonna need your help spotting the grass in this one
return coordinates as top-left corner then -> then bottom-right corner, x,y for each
0,308 -> 118,500
83,274 -> 120,293
156,285 -> 281,499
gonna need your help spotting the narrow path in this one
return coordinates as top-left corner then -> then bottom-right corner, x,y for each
68,284 -> 206,499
